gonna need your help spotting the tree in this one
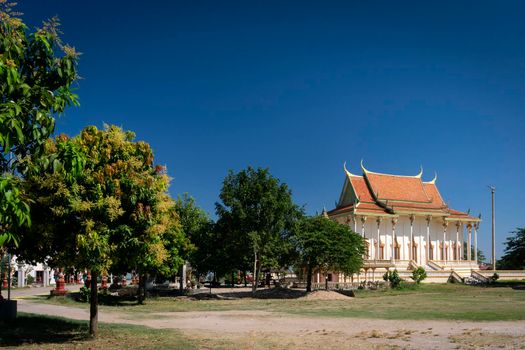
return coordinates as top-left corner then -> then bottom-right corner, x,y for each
497,228 -> 525,270
16,125 -> 185,336
292,215 -> 365,292
174,194 -> 206,288
215,167 -> 300,293
0,2 -> 79,247
411,266 -> 427,284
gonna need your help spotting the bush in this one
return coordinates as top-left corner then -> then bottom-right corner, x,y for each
78,286 -> 91,302
26,274 -> 35,285
411,267 -> 427,284
383,269 -> 401,288
490,272 -> 499,283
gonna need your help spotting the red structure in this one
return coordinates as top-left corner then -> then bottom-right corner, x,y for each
100,275 -> 108,289
50,270 -> 68,296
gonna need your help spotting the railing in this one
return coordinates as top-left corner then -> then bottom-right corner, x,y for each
449,270 -> 464,283
427,260 -> 444,271
471,270 -> 489,282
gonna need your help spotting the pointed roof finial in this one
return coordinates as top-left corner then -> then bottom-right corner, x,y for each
343,161 -> 357,177
415,165 -> 423,178
428,171 -> 437,184
321,206 -> 329,218
360,159 -> 369,174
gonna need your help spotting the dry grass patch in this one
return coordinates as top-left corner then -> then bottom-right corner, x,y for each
449,329 -> 525,350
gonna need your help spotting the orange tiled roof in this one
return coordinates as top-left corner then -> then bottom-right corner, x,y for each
329,163 -> 479,221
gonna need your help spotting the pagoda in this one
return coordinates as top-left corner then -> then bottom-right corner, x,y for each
326,161 -> 481,282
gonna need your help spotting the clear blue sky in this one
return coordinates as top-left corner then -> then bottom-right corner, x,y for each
20,1 -> 525,261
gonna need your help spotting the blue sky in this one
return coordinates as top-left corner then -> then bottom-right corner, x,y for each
20,1 -> 525,260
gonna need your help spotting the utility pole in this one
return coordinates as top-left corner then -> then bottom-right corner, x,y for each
489,186 -> 496,271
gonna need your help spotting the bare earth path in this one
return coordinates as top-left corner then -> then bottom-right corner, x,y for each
17,299 -> 525,349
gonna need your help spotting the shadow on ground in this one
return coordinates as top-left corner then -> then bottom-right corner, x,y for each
0,313 -> 89,347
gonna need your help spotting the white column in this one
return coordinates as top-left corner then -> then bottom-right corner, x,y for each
376,217 -> 382,260
455,222 -> 460,261
182,263 -> 187,288
467,224 -> 472,261
43,268 -> 49,287
474,222 -> 479,264
391,217 -> 398,261
17,264 -> 25,288
353,214 -> 357,233
426,216 -> 431,263
409,215 -> 414,261
442,220 -> 448,262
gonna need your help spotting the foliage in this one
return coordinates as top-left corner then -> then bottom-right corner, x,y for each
15,125 -> 187,335
215,166 -> 301,291
383,269 -> 401,288
497,228 -> 525,270
26,273 -> 34,285
292,215 -> 365,292
490,273 -> 499,283
0,2 -> 79,248
0,175 -> 30,246
0,2 -> 79,173
411,267 -> 427,284
78,286 -> 91,302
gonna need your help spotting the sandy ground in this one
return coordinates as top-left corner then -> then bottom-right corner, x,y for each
17,298 -> 525,350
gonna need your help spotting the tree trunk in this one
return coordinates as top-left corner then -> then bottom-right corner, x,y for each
325,274 -> 328,290
179,265 -> 184,291
252,250 -> 257,294
306,264 -> 313,293
137,273 -> 145,304
89,271 -> 98,337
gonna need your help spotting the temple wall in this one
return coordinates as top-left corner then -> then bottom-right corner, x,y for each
333,213 -> 468,264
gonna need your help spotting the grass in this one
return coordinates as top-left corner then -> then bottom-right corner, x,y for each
30,281 -> 525,321
0,313 -> 199,349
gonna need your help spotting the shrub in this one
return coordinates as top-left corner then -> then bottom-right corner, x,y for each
26,274 -> 35,285
78,286 -> 91,302
411,267 -> 427,284
490,272 -> 499,283
383,269 -> 401,288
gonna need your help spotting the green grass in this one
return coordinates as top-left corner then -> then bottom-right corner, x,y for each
32,282 -> 525,321
0,313 -> 199,349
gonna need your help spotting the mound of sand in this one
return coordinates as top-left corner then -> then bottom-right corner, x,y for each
300,290 -> 352,300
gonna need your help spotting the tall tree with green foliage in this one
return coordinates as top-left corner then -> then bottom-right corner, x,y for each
174,193 -> 207,288
16,125 -> 185,336
497,228 -> 525,270
292,215 -> 365,292
216,166 -> 300,293
0,2 -> 79,247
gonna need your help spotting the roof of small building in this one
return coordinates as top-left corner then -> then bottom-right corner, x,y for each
328,161 -> 479,222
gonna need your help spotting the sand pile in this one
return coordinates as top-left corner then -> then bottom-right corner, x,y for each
300,290 -> 352,300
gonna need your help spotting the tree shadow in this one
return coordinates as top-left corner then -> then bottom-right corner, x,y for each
0,313 -> 89,347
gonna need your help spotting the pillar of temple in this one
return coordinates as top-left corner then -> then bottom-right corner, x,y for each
17,264 -> 25,288
391,217 -> 398,261
467,224 -> 472,261
409,215 -> 415,261
375,217 -> 381,260
426,216 -> 432,262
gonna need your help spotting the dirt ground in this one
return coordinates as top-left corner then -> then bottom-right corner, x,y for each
17,298 -> 525,349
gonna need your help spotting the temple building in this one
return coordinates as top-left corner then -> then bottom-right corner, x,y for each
326,161 -> 483,282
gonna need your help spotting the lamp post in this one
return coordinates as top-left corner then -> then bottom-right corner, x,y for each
489,186 -> 496,270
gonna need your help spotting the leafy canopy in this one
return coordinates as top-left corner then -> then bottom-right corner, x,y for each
293,215 -> 365,291
497,228 -> 525,270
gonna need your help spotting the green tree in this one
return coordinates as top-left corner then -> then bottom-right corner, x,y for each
174,194 -> 207,288
497,228 -> 525,270
216,167 -> 300,293
293,215 -> 364,292
411,266 -> 427,284
16,125 -> 184,336
0,2 -> 78,248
